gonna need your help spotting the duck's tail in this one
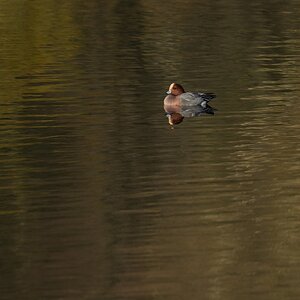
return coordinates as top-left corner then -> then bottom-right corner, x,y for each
203,104 -> 215,115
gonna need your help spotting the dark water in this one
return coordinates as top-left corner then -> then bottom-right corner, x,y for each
1,1 -> 300,299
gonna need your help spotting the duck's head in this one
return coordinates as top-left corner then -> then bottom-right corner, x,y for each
167,112 -> 184,126
166,83 -> 185,96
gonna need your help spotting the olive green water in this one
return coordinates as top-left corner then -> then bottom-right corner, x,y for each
1,1 -> 300,299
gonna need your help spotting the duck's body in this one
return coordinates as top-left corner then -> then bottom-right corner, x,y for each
164,83 -> 216,107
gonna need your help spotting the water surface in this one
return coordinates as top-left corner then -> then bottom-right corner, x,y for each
1,1 -> 300,299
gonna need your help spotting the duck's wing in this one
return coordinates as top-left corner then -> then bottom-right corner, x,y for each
180,92 -> 216,106
180,92 -> 202,105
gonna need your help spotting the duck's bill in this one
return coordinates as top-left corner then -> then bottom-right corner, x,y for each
166,91 -> 171,95
167,115 -> 173,125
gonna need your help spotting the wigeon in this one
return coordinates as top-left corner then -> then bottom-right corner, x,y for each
164,83 -> 216,107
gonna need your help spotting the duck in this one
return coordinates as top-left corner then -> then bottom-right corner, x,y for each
164,83 -> 216,107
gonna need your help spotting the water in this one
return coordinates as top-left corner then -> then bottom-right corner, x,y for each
1,1 -> 300,299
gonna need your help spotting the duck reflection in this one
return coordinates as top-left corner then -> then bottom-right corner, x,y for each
164,104 -> 215,127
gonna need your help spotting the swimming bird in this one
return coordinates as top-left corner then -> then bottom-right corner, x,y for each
164,83 -> 216,107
